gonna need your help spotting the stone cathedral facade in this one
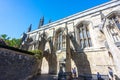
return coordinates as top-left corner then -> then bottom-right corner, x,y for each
21,0 -> 120,77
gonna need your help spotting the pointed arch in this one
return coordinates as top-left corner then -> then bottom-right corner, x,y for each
75,20 -> 90,28
106,10 -> 120,19
106,10 -> 120,42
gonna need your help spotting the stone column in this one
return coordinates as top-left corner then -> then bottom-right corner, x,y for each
65,23 -> 71,72
37,31 -> 47,74
75,26 -> 80,46
49,28 -> 58,74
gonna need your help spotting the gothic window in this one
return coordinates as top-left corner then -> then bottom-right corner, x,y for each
57,32 -> 62,50
78,24 -> 92,48
62,35 -> 66,48
107,22 -> 120,42
56,31 -> 66,50
108,13 -> 120,30
107,12 -> 120,42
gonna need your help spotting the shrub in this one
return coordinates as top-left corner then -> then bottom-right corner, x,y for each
29,50 -> 43,59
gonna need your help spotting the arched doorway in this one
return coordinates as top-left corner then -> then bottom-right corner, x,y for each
41,57 -> 49,74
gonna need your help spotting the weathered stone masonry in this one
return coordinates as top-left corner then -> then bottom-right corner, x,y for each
22,0 -> 120,78
0,45 -> 39,80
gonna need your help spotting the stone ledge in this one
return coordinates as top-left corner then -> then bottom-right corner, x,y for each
0,44 -> 34,55
73,47 -> 107,53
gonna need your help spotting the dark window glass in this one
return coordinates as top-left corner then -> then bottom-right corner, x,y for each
78,24 -> 92,48
87,31 -> 90,38
79,31 -> 83,39
88,38 -> 92,47
57,32 -> 62,50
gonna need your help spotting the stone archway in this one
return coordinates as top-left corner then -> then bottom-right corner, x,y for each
54,27 -> 67,73
41,57 -> 49,74
70,20 -> 92,75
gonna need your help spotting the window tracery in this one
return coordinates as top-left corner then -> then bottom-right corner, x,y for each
107,11 -> 120,42
56,30 -> 66,50
78,23 -> 92,49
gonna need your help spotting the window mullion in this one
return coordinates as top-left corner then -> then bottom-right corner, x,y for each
83,25 -> 86,48
61,32 -> 62,49
86,26 -> 90,47
78,23 -> 92,48
85,26 -> 88,47
82,27 -> 84,48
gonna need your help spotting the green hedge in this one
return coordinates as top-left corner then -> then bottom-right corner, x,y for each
29,50 -> 43,59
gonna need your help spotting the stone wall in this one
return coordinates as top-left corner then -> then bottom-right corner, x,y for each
0,45 -> 39,80
70,48 -> 115,76
25,0 -> 120,76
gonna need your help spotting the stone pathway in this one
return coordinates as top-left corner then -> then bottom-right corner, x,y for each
32,74 -> 78,80
32,74 -> 58,80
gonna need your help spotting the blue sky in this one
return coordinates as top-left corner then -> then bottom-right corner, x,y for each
0,0 -> 109,38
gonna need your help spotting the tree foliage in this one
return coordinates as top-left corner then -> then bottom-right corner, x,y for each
0,34 -> 10,40
8,38 -> 21,48
0,34 -> 22,48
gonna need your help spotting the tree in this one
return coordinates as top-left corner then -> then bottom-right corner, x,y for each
8,38 -> 21,48
0,34 -> 21,48
0,34 -> 10,40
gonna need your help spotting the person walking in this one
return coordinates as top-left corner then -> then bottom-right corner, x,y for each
108,67 -> 114,80
72,67 -> 77,78
97,72 -> 102,80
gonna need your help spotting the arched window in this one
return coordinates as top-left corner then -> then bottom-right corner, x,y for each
77,21 -> 92,49
107,11 -> 120,30
56,28 -> 66,50
107,11 -> 120,42
62,34 -> 66,49
57,31 -> 62,50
